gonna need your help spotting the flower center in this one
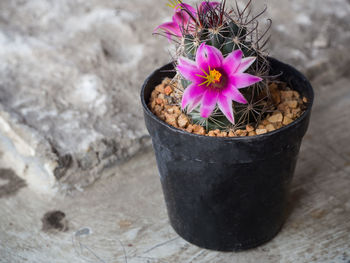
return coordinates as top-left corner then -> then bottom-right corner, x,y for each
197,67 -> 222,87
167,0 -> 181,9
210,69 -> 222,83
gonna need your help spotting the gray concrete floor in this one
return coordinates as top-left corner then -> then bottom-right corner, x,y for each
1,50 -> 350,262
1,0 -> 350,262
1,137 -> 350,262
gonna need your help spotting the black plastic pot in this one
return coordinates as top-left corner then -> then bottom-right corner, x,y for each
141,58 -> 314,251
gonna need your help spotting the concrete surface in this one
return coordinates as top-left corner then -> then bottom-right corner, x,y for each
0,0 -> 349,193
0,140 -> 350,262
0,0 -> 350,262
0,0 -> 164,193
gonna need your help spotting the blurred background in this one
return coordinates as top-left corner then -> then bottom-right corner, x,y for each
0,0 -> 349,262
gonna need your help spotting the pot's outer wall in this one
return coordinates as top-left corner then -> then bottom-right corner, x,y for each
141,58 -> 314,251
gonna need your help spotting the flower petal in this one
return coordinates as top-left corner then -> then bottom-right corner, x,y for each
172,8 -> 193,32
222,49 -> 243,75
154,2 -> 197,40
153,21 -> 182,39
237,57 -> 256,73
231,73 -> 262,89
200,89 -> 219,118
221,85 -> 247,104
196,43 -> 223,72
181,84 -> 206,109
187,94 -> 203,113
199,1 -> 220,13
231,89 -> 248,104
218,94 -> 234,124
177,3 -> 197,17
220,84 -> 235,98
177,57 -> 203,83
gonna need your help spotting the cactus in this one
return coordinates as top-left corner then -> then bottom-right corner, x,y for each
154,0 -> 272,132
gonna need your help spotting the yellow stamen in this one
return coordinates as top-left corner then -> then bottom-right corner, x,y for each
196,67 -> 222,87
166,0 -> 182,9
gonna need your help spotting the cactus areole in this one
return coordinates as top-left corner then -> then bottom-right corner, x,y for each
142,0 -> 314,251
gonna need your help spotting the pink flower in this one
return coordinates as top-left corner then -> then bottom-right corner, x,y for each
177,43 -> 262,124
154,1 -> 220,41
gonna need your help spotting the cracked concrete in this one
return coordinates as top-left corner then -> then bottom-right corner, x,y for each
0,168 -> 26,198
0,0 -> 350,261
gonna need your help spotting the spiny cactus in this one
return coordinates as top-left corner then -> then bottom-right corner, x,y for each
154,0 -> 272,132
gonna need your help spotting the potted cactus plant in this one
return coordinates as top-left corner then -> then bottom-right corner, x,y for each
141,0 -> 314,251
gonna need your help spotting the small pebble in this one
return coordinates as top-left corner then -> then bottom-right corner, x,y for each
275,123 -> 283,129
155,98 -> 163,105
271,92 -> 281,104
292,108 -> 301,118
285,112 -> 293,119
286,100 -> 298,109
248,131 -> 257,136
281,90 -> 294,99
151,90 -> 159,99
236,130 -> 247,136
283,116 -> 293,125
177,114 -> 189,128
172,106 -> 181,117
292,91 -> 300,99
268,112 -> 283,123
213,129 -> 221,135
262,120 -> 270,126
256,129 -> 267,135
165,113 -> 177,127
193,125 -> 205,135
269,83 -> 281,104
167,108 -> 174,114
155,84 -> 165,93
154,105 -> 163,115
158,113 -> 165,121
164,86 -> 173,95
228,131 -> 236,137
246,125 -> 254,132
162,78 -> 171,85
266,124 -> 276,132
208,130 -> 216,137
217,132 -> 227,137
278,103 -> 287,112
186,124 -> 194,133
151,100 -> 156,109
